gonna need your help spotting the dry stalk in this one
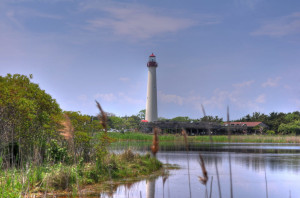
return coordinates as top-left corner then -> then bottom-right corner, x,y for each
227,106 -> 233,198
96,100 -> 108,133
201,104 -> 222,198
198,154 -> 208,185
59,113 -> 74,141
181,128 -> 192,198
151,127 -> 159,157
181,129 -> 188,151
209,176 -> 213,198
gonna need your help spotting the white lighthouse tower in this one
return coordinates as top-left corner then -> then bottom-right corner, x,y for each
145,53 -> 158,122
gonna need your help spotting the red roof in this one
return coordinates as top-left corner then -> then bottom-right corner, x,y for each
224,122 -> 262,127
141,120 -> 148,123
149,53 -> 155,57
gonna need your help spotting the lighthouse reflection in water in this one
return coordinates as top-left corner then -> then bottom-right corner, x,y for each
100,143 -> 300,198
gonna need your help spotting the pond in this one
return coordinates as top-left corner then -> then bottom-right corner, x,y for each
101,142 -> 300,198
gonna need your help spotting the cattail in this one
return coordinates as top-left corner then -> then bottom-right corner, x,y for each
198,154 -> 208,185
151,127 -> 159,156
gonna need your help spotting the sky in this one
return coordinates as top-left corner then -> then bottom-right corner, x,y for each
1,0 -> 300,120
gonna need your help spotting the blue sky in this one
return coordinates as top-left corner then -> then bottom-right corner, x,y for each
1,0 -> 300,119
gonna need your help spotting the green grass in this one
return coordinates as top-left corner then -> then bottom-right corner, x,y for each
0,150 -> 162,197
109,132 -> 300,143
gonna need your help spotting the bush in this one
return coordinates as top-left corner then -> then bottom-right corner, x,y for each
47,140 -> 70,163
120,149 -> 135,162
46,164 -> 77,190
266,130 -> 275,135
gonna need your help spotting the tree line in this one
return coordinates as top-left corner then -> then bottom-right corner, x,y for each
1,74 -> 300,168
236,111 -> 300,134
0,74 -> 108,169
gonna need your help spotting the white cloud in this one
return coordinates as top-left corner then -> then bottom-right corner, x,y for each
158,85 -> 267,115
234,0 -> 263,9
78,94 -> 88,102
81,2 -> 218,40
118,92 -> 144,105
119,77 -> 130,82
255,94 -> 266,103
159,91 -> 184,105
295,99 -> 300,109
233,80 -> 255,88
86,7 -> 196,39
95,93 -> 116,102
252,12 -> 300,37
94,92 -> 144,105
262,77 -> 281,88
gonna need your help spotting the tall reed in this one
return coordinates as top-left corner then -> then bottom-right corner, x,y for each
151,127 -> 159,157
182,128 -> 192,198
201,104 -> 222,198
227,106 -> 233,198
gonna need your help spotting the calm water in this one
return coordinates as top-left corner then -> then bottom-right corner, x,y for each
101,142 -> 300,198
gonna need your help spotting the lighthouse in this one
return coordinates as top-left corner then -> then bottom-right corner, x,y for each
145,53 -> 158,122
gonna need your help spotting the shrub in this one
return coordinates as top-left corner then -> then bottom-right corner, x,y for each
46,164 -> 77,190
120,149 -> 135,162
47,140 -> 70,163
266,130 -> 275,135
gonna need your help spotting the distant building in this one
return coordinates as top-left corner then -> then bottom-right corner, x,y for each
223,122 -> 269,128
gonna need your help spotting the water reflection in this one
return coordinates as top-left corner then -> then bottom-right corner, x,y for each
146,179 -> 155,198
100,143 -> 300,198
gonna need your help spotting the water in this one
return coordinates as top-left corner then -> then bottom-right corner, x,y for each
102,142 -> 300,198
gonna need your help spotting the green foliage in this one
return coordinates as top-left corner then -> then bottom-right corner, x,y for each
278,120 -> 300,134
200,115 -> 223,123
108,114 -> 141,131
138,109 -> 146,120
266,130 -> 275,135
0,74 -> 63,166
236,111 -> 300,133
46,164 -> 78,190
108,116 -> 125,130
171,116 -> 191,122
47,139 -> 70,163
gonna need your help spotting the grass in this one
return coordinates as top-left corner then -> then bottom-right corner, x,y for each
108,132 -> 300,143
0,149 -> 162,197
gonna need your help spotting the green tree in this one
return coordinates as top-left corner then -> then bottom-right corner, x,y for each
138,109 -> 146,120
108,116 -> 125,130
0,74 -> 63,167
171,116 -> 191,122
278,120 -> 300,135
125,115 -> 141,131
200,115 -> 223,123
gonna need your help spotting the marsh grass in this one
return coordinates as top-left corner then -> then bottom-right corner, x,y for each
0,149 -> 162,197
0,101 -> 164,197
109,132 -> 300,143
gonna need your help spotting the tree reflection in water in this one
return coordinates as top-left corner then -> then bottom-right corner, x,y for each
99,143 -> 300,198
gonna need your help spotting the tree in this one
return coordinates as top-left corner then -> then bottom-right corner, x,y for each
200,116 -> 223,123
108,116 -> 125,130
278,120 -> 300,135
125,115 -> 141,131
171,116 -> 191,122
0,74 -> 63,167
138,109 -> 146,120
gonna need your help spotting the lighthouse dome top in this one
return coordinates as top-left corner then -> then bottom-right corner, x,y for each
147,53 -> 158,67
